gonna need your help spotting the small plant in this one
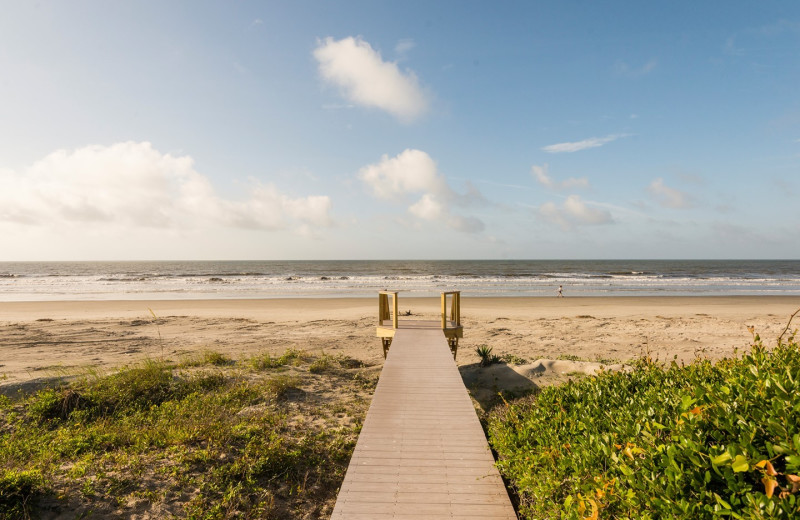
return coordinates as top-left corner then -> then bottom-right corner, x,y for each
309,355 -> 332,374
28,387 -> 87,424
0,469 -> 45,518
476,345 -> 502,367
594,356 -> 621,365
264,375 -> 301,400
250,349 -> 309,370
202,350 -> 232,366
501,354 -> 528,365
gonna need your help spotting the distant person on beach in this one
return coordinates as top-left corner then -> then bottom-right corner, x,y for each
557,285 -> 564,297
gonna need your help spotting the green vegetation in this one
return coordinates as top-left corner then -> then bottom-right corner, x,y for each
489,327 -> 800,519
248,348 -> 309,370
501,354 -> 528,366
476,345 -> 502,367
0,349 -> 376,519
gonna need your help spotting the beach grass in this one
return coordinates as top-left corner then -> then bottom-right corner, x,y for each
488,325 -> 800,519
0,349 -> 377,519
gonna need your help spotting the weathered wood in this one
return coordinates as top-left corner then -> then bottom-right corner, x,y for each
332,326 -> 516,519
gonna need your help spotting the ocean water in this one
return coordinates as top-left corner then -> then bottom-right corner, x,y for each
0,260 -> 799,301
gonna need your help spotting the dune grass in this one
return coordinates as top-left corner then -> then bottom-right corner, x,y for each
0,349 -> 377,519
488,325 -> 800,519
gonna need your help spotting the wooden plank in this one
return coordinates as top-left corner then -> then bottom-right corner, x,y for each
332,328 -> 516,519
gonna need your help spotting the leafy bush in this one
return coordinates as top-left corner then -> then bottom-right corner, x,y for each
0,469 -> 44,519
28,388 -> 88,424
488,329 -> 800,519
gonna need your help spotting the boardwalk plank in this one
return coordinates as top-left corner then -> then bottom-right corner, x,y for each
331,327 -> 516,519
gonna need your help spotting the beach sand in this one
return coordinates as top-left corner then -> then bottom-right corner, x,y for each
2,296 -> 799,399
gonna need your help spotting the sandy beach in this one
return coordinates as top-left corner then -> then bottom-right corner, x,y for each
2,295 -> 798,398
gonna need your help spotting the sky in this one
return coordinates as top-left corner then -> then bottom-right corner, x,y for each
1,1 -> 799,260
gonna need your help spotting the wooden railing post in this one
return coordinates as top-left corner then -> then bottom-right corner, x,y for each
451,291 -> 460,327
392,292 -> 398,329
441,293 -> 447,329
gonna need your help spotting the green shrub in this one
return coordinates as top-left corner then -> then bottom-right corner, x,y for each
488,331 -> 800,519
28,388 -> 90,425
250,349 -> 308,370
501,353 -> 528,365
0,469 -> 45,519
476,345 -> 502,367
202,350 -> 233,366
310,353 -> 366,374
87,360 -> 177,416
264,375 -> 301,400
309,355 -> 332,374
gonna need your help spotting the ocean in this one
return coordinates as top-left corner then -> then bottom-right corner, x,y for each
1,260 -> 799,301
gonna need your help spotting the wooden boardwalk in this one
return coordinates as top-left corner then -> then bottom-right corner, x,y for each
331,325 -> 516,519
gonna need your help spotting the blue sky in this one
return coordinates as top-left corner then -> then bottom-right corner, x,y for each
1,1 -> 798,260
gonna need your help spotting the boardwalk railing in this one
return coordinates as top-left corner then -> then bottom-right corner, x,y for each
377,291 -> 463,359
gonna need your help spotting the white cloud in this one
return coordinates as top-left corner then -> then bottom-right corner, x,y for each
359,149 -> 445,199
0,142 -> 332,232
313,36 -> 428,122
538,195 -> 613,230
648,178 -> 693,209
531,164 -> 589,190
395,38 -> 416,58
359,149 -> 484,233
615,58 -> 657,76
408,193 -> 444,220
542,134 -> 628,153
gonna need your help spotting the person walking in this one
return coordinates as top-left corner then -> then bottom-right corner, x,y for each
557,285 -> 564,297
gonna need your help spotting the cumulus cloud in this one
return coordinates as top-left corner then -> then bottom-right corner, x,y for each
538,195 -> 613,230
542,134 -> 628,153
531,164 -> 589,190
0,142 -> 332,232
648,178 -> 693,209
359,149 -> 445,199
313,36 -> 428,122
359,149 -> 484,233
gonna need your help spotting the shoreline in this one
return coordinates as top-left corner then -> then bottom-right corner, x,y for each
1,295 -> 798,322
